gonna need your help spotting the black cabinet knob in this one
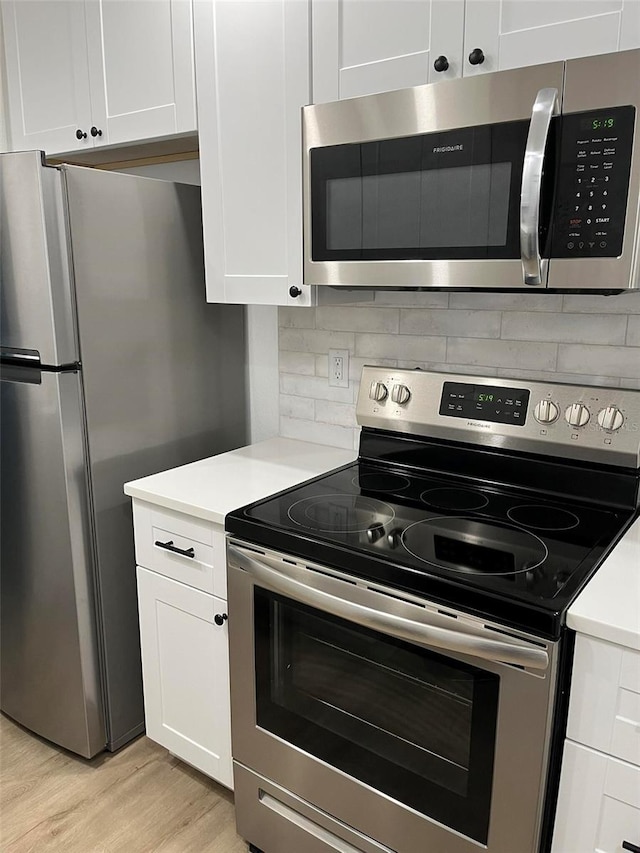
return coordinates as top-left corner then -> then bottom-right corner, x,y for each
289,286 -> 302,298
468,48 -> 485,66
214,613 -> 228,626
76,129 -> 87,140
90,126 -> 103,138
433,55 -> 449,73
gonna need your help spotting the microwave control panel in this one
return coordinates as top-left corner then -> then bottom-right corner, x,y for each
551,105 -> 635,258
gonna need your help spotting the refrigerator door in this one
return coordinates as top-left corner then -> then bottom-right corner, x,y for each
0,364 -> 106,758
61,166 -> 247,751
0,151 -> 78,365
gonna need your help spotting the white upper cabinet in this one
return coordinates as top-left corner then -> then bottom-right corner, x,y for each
85,0 -> 196,147
195,0 -> 314,306
1,1 -> 93,154
2,0 -> 196,156
312,0 -> 465,103
312,0 -> 640,100
463,0 -> 640,77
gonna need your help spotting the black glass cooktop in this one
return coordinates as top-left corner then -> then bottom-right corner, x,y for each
226,461 -> 634,638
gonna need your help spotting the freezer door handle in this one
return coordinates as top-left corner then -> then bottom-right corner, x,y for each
154,539 -> 195,558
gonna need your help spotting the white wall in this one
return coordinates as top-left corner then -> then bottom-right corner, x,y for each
115,158 -> 280,444
117,158 -> 201,185
278,291 -> 640,450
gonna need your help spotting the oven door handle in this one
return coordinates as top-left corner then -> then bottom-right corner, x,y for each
520,86 -> 558,287
229,546 -> 549,671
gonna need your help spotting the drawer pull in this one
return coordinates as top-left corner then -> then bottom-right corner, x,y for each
623,843 -> 640,853
155,539 -> 195,558
214,613 -> 228,626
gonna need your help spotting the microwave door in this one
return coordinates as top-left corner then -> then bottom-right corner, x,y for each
546,49 -> 640,292
303,61 -> 565,291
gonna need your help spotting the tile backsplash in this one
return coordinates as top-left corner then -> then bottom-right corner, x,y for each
279,291 -> 640,450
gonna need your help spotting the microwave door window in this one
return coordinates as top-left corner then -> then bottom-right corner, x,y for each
312,120 -> 529,261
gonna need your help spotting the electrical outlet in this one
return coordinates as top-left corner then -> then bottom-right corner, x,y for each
328,349 -> 349,388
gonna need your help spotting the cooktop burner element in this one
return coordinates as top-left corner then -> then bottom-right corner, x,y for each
400,516 -> 548,575
354,472 -> 411,493
227,367 -> 639,637
421,487 -> 490,511
507,505 -> 580,531
288,494 -> 395,533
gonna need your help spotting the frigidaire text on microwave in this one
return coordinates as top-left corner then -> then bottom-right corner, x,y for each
302,49 -> 639,293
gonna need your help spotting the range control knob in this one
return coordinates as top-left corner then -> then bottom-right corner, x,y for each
534,400 -> 559,424
565,403 -> 590,428
369,381 -> 388,402
391,384 -> 411,405
597,406 -> 624,431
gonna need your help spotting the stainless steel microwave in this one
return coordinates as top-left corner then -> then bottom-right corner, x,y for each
302,49 -> 640,293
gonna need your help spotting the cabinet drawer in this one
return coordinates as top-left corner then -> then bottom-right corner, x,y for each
568,635 -> 640,767
552,740 -> 640,853
132,501 -> 227,596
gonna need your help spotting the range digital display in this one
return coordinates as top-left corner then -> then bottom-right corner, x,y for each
439,382 -> 530,426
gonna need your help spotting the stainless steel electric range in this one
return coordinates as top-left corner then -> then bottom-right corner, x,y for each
226,367 -> 640,853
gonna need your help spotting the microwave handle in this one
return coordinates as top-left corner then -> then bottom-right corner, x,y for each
228,545 -> 549,671
521,87 -> 558,286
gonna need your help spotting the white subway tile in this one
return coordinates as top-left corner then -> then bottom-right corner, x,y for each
562,293 -> 640,314
628,315 -> 640,346
316,306 -> 399,334
280,373 -> 354,403
374,291 -> 450,307
280,416 -> 356,450
280,394 -> 315,420
620,377 -> 640,389
449,293 -> 563,312
495,367 -> 621,387
557,345 -> 640,379
279,351 -> 316,375
501,312 -> 627,344
280,328 -> 355,353
316,400 -> 358,427
400,309 -> 501,338
447,338 -> 557,370
278,306 -> 316,328
355,333 -> 447,362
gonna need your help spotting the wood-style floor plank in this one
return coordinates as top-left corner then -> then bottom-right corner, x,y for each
0,713 -> 248,852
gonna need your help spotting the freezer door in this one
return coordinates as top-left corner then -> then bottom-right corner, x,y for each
0,365 -> 106,757
0,151 -> 78,365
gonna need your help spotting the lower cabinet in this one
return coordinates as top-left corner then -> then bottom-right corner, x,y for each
136,566 -> 233,788
552,741 -> 640,853
552,634 -> 640,853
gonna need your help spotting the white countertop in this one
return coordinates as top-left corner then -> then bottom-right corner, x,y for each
123,437 -> 355,526
567,516 -> 640,650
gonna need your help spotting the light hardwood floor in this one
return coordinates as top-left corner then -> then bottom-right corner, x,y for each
0,714 -> 249,852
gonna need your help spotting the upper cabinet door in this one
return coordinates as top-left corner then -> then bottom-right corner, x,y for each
312,0 -> 464,103
84,0 -> 196,146
463,0 -> 640,76
1,1 -> 93,154
195,0 -> 313,305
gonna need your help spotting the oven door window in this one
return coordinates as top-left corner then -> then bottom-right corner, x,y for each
255,589 -> 499,845
310,120 -> 534,262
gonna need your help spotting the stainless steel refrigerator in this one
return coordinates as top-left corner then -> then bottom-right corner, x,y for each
0,150 -> 247,758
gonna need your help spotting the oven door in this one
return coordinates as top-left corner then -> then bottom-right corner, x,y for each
228,541 -> 559,853
303,61 -> 564,290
